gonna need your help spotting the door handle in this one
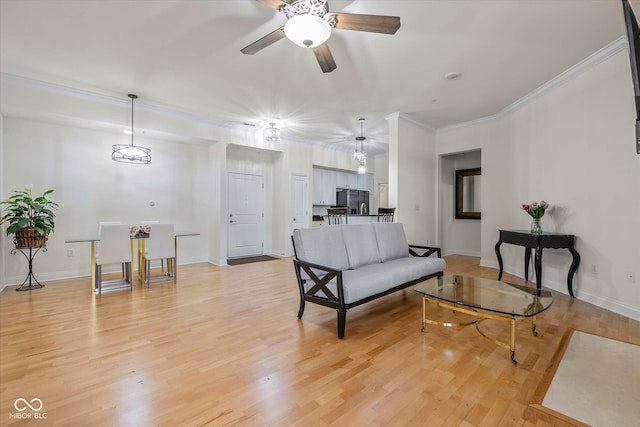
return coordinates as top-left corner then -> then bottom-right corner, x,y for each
229,220 -> 235,223
293,218 -> 296,221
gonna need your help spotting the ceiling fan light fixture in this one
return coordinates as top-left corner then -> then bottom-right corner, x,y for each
284,14 -> 331,48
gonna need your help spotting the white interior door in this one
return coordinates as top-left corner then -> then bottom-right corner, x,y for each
290,173 -> 308,228
228,173 -> 264,258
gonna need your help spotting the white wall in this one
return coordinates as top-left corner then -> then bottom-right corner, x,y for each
372,154 -> 389,214
436,46 -> 640,320
206,142 -> 226,266
388,114 -> 437,245
0,114 -> 4,287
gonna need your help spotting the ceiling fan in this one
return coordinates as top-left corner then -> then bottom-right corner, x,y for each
241,0 -> 401,73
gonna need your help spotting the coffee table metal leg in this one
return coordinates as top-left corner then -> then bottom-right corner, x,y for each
510,317 -> 517,365
421,297 -> 426,332
531,315 -> 538,336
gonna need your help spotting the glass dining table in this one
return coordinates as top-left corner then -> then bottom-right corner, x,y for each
65,231 -> 199,291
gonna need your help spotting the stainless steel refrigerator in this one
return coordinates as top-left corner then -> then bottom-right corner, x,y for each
336,189 -> 369,215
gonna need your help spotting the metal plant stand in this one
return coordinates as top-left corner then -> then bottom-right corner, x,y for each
11,241 -> 47,291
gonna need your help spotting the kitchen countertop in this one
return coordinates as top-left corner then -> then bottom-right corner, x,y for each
313,214 -> 379,221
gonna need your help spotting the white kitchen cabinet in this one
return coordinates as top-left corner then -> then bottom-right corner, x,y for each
321,169 -> 337,205
347,173 -> 358,189
336,171 -> 358,189
357,173 -> 374,191
313,168 -> 338,205
312,167 -> 324,204
365,173 -> 374,193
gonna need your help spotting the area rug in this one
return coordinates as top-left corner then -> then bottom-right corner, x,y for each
227,255 -> 279,266
532,330 -> 640,427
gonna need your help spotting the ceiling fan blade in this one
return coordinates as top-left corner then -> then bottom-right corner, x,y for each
255,0 -> 287,11
332,12 -> 401,34
313,43 -> 337,73
240,27 -> 286,55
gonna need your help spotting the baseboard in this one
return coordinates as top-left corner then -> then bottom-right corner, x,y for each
271,247 -> 293,257
208,258 -> 226,266
1,257 -> 210,289
443,249 -> 481,257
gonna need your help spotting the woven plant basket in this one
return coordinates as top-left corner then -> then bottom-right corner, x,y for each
14,228 -> 48,249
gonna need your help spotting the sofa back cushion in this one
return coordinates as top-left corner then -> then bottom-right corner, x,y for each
341,223 -> 382,269
372,222 -> 409,261
292,226 -> 350,271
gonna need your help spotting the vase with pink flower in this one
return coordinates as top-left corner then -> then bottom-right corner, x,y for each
521,200 -> 548,234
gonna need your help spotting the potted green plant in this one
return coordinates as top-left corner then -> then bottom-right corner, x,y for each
0,185 -> 58,248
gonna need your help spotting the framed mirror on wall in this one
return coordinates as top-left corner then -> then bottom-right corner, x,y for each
455,168 -> 481,219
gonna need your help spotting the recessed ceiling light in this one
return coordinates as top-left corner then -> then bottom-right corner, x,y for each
444,71 -> 462,80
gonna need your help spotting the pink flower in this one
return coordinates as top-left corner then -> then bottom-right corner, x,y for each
522,204 -> 530,211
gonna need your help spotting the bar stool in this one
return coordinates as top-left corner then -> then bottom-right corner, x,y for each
377,208 -> 395,222
327,207 -> 348,225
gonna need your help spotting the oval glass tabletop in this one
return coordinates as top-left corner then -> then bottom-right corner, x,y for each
414,275 -> 553,318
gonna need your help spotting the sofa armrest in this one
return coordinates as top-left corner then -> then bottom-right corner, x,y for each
408,244 -> 442,258
293,258 -> 344,304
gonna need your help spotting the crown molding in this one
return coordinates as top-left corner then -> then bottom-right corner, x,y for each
0,72 -> 235,128
385,112 -> 437,134
437,36 -> 629,134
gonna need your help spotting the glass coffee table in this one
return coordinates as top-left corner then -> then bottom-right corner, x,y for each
414,275 -> 553,364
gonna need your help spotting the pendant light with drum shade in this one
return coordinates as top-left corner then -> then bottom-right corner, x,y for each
112,94 -> 151,164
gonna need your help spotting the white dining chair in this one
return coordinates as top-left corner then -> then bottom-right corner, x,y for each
138,220 -> 161,274
95,224 -> 132,295
142,223 -> 176,287
98,221 -> 127,279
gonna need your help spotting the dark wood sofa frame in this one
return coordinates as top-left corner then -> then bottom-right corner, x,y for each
292,242 -> 443,338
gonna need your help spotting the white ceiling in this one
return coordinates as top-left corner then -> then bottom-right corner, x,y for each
0,0 -> 627,155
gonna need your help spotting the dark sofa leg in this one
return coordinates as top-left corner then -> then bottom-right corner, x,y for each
337,309 -> 346,339
297,298 -> 305,319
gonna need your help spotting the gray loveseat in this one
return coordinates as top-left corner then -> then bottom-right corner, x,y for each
292,222 -> 445,338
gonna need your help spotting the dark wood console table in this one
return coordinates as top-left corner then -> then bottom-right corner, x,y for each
494,230 -> 580,297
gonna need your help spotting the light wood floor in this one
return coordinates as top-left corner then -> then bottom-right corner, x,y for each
1,255 -> 638,426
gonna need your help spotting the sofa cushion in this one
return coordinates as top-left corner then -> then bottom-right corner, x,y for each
341,223 -> 382,269
381,257 -> 446,286
341,265 -> 393,304
292,226 -> 350,271
372,222 -> 409,261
